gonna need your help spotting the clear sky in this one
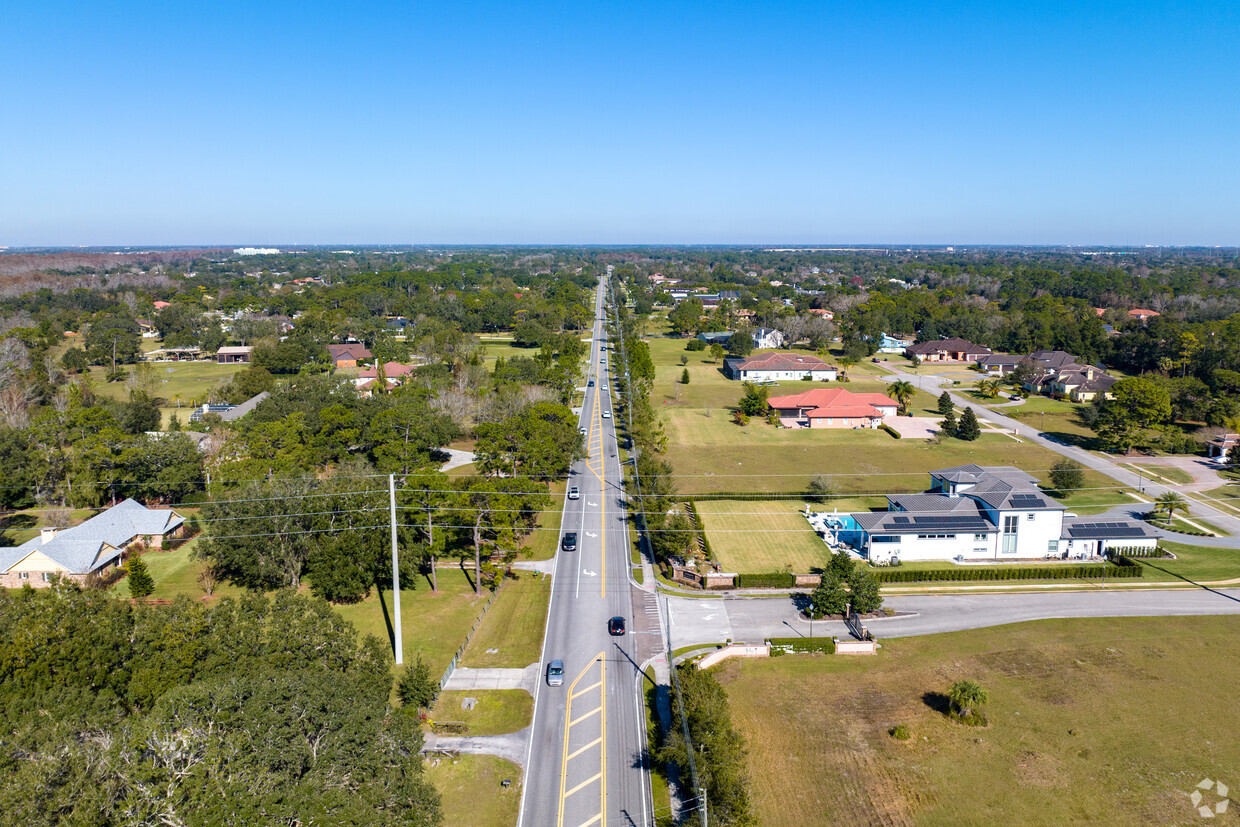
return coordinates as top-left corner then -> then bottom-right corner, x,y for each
2,1 -> 1238,246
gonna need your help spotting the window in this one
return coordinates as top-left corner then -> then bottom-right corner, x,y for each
40,573 -> 51,582
1026,513 -> 1036,521
974,533 -> 987,541
872,535 -> 899,543
916,533 -> 956,539
1002,515 -> 1019,554
1048,540 -> 1059,554
18,572 -> 29,580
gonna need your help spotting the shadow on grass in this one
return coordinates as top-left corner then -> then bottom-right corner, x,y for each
922,691 -> 951,715
1135,559 -> 1240,604
377,586 -> 395,651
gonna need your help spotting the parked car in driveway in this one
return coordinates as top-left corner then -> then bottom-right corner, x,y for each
607,616 -> 626,636
547,660 -> 564,686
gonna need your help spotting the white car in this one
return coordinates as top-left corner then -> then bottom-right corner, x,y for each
568,486 -> 580,500
602,383 -> 608,390
602,411 -> 611,418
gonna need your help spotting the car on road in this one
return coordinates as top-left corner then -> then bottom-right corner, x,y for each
602,410 -> 611,418
561,532 -> 577,552
546,660 -> 564,686
579,426 -> 586,435
607,616 -> 626,636
587,379 -> 594,387
602,383 -> 608,390
568,486 -> 580,500
600,358 -> 607,364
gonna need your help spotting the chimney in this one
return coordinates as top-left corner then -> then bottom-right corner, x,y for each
40,527 -> 57,544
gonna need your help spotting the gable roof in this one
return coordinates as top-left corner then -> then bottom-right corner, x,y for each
327,343 -> 373,361
906,337 -> 991,356
0,499 -> 184,575
357,361 -> 418,379
733,352 -> 834,373
768,387 -> 897,418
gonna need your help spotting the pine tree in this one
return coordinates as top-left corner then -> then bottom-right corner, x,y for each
957,406 -> 981,441
681,368 -> 690,385
940,408 -> 958,438
125,555 -> 155,598
937,391 -> 954,417
168,412 -> 181,431
397,655 -> 439,709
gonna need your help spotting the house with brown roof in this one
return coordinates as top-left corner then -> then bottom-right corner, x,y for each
981,349 -> 1078,376
1128,308 -> 1161,322
327,343 -> 373,368
1207,433 -> 1238,464
216,345 -> 252,364
905,337 -> 992,363
767,387 -> 897,428
724,352 -> 838,382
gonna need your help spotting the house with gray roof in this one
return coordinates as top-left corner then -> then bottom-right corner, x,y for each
0,499 -> 186,588
850,465 -> 1155,564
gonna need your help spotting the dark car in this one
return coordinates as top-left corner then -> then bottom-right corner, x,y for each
588,379 -> 595,387
607,616 -> 626,636
561,532 -> 578,552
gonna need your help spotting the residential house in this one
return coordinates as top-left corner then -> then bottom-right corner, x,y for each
1207,433 -> 1238,464
353,362 -> 418,396
136,319 -> 159,339
327,343 -> 373,368
725,352 -> 838,382
189,391 -> 269,422
1045,364 -> 1116,402
981,349 -> 1077,377
767,387 -> 896,428
216,345 -> 252,364
153,300 -> 172,310
905,337 -> 992,363
697,331 -> 733,346
878,333 -> 915,353
808,308 -> 835,320
0,499 -> 186,588
1128,308 -> 1161,322
752,327 -> 785,349
850,465 -> 1156,564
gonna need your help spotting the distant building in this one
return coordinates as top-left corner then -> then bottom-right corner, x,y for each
1207,433 -> 1238,464
189,391 -> 269,422
752,327 -> 785,349
234,247 -> 280,255
216,346 -> 253,364
327,343 -> 373,368
0,499 -> 186,588
981,349 -> 1077,377
697,331 -> 733,346
153,300 -> 172,310
725,352 -> 838,382
905,337 -> 992,363
767,387 -> 896,428
878,333 -> 915,353
1128,308 -> 1161,322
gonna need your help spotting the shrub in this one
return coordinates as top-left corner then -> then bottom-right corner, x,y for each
879,423 -> 901,439
397,655 -> 440,709
768,636 -> 835,654
125,555 -> 155,598
890,724 -> 911,740
736,572 -> 796,589
872,559 -> 1142,583
686,338 -> 706,352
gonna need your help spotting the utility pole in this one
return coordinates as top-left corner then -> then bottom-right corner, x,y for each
700,787 -> 708,827
390,474 -> 403,665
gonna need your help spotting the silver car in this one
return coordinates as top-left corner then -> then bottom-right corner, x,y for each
547,659 -> 564,686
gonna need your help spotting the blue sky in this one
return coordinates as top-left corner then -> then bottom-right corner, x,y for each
2,1 -> 1238,245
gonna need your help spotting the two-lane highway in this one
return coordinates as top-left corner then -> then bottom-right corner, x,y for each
520,279 -> 651,827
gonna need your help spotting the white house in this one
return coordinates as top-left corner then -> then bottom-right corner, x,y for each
851,465 -> 1157,564
724,352 -> 838,382
1207,433 -> 1238,464
752,327 -> 785,349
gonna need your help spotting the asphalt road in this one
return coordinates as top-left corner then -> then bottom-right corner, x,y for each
666,588 -> 1240,649
519,281 -> 651,827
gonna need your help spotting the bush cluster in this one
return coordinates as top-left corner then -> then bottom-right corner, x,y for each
879,423 -> 902,439
768,636 -> 835,654
736,572 -> 796,588
872,558 -> 1143,583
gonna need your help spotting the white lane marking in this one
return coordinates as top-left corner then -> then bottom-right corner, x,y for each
586,532 -> 598,538
583,569 -> 598,577
587,501 -> 598,507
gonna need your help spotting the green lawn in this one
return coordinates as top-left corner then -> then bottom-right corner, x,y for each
460,572 -> 551,668
112,539 -> 243,600
720,615 -> 1240,826
1197,483 -> 1240,518
430,690 -> 533,736
1049,471 -> 1136,515
86,361 -> 248,428
1008,405 -> 1101,450
518,481 -> 565,561
1139,541 -> 1240,583
1125,464 -> 1195,486
425,755 -> 522,827
695,500 -> 832,573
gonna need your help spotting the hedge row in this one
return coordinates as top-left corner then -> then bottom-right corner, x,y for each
880,423 -> 902,439
736,572 -> 796,589
768,637 -> 835,654
873,558 -> 1143,583
1110,545 -> 1169,559
685,501 -> 714,560
1144,515 -> 1212,537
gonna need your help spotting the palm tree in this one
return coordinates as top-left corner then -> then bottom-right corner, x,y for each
973,378 -> 1001,399
888,380 -> 915,415
1155,491 -> 1189,522
948,679 -> 989,720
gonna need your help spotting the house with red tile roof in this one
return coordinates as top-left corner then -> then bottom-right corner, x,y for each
327,343 -> 373,368
767,387 -> 898,428
1127,308 -> 1161,322
724,352 -> 838,382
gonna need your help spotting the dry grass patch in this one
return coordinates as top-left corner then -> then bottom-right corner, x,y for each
720,615 -> 1240,826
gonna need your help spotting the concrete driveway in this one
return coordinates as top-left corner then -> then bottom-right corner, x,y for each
885,416 -> 939,439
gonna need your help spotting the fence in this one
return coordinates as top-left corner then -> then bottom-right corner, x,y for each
437,579 -> 506,691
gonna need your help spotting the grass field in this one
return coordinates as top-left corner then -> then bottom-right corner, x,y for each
1139,541 -> 1240,583
1126,464 -> 1195,486
695,500 -> 831,573
519,481 -> 565,561
426,755 -> 522,827
430,690 -> 533,736
460,572 -> 551,668
719,615 -> 1240,826
86,361 -> 247,428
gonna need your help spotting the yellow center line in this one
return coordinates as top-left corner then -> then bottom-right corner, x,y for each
571,680 -> 602,699
566,736 -> 603,761
570,705 -> 602,727
557,653 -> 606,827
599,653 -> 608,822
563,771 -> 603,799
